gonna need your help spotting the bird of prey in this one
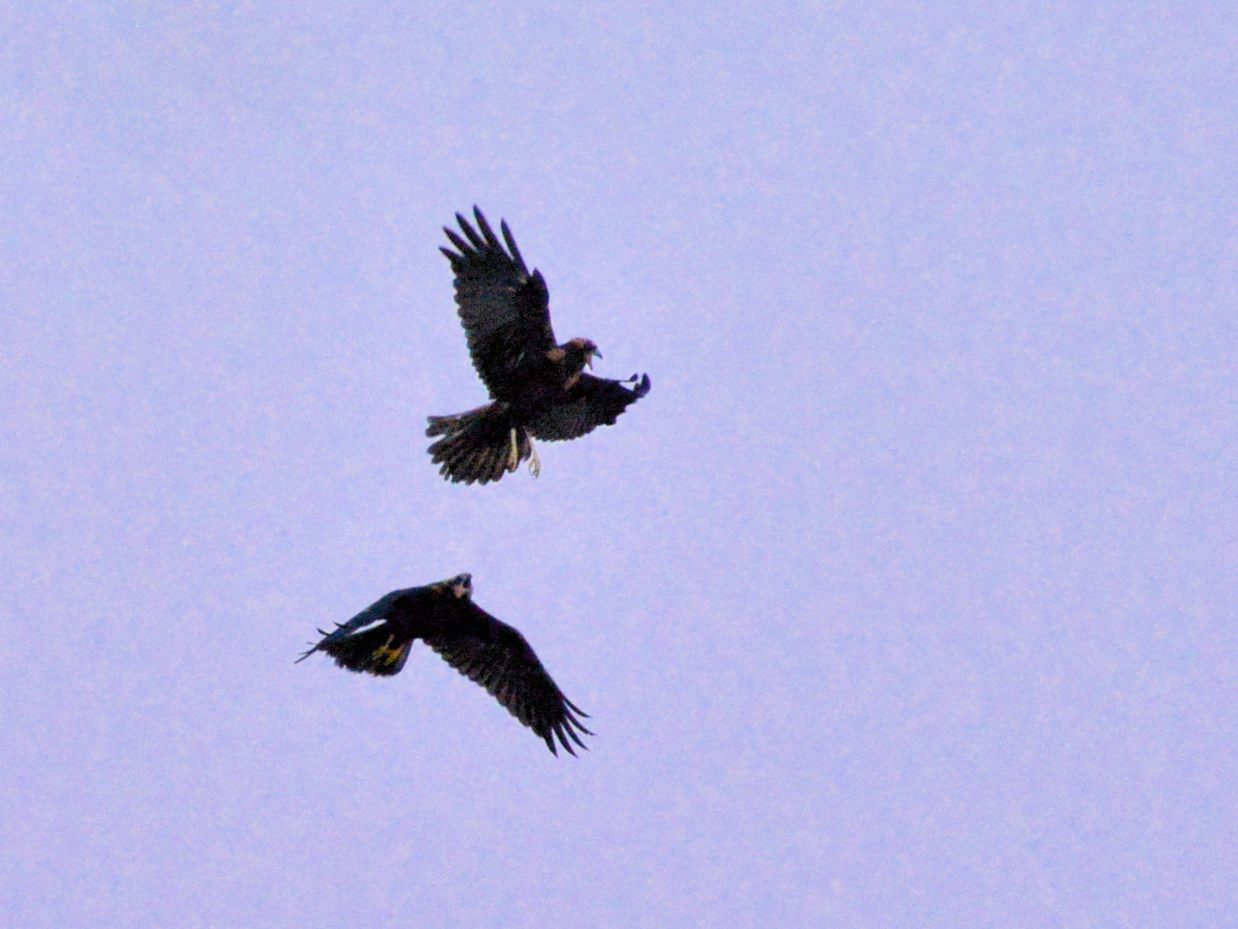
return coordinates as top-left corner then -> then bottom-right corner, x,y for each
296,573 -> 591,755
427,207 -> 651,484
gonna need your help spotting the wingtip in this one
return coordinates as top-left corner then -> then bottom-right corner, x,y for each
620,372 -> 650,392
472,207 -> 500,245
499,219 -> 526,269
565,724 -> 590,752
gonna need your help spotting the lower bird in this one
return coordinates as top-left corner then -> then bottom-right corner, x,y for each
296,573 -> 591,755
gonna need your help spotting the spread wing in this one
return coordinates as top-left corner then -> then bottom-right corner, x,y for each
527,373 -> 651,441
440,207 -> 557,399
425,600 -> 591,755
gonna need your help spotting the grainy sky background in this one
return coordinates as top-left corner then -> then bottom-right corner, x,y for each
3,3 -> 1235,927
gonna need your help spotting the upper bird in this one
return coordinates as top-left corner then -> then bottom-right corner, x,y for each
427,207 -> 651,484
296,573 -> 591,756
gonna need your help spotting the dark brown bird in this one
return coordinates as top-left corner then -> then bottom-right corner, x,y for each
427,207 -> 651,484
296,573 -> 591,755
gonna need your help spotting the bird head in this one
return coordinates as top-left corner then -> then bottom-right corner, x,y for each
564,337 -> 602,371
448,573 -> 473,599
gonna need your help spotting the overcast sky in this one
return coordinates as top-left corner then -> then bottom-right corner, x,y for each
3,3 -> 1235,927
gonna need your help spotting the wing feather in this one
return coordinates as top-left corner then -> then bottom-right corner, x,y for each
500,220 -> 526,271
457,211 -> 488,250
526,373 -> 651,442
440,207 -> 557,399
425,600 -> 591,755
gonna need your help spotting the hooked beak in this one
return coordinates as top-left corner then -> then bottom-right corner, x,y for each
589,348 -> 602,368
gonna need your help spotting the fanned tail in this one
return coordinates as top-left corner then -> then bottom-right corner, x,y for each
426,402 -> 531,485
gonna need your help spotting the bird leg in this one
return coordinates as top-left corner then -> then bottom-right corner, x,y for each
527,437 -> 541,478
506,428 -> 520,472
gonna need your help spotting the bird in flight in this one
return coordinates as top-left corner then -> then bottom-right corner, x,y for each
427,207 -> 651,484
296,573 -> 592,755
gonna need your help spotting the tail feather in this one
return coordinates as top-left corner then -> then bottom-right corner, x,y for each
484,444 -> 508,483
322,625 -> 413,677
426,402 -> 530,485
426,404 -> 489,438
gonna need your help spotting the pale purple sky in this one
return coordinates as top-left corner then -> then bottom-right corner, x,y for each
3,3 -> 1235,927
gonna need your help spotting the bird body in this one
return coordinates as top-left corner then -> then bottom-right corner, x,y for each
297,574 -> 591,755
428,208 -> 651,484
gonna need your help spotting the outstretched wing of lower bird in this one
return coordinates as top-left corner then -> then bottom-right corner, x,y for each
424,600 -> 591,755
